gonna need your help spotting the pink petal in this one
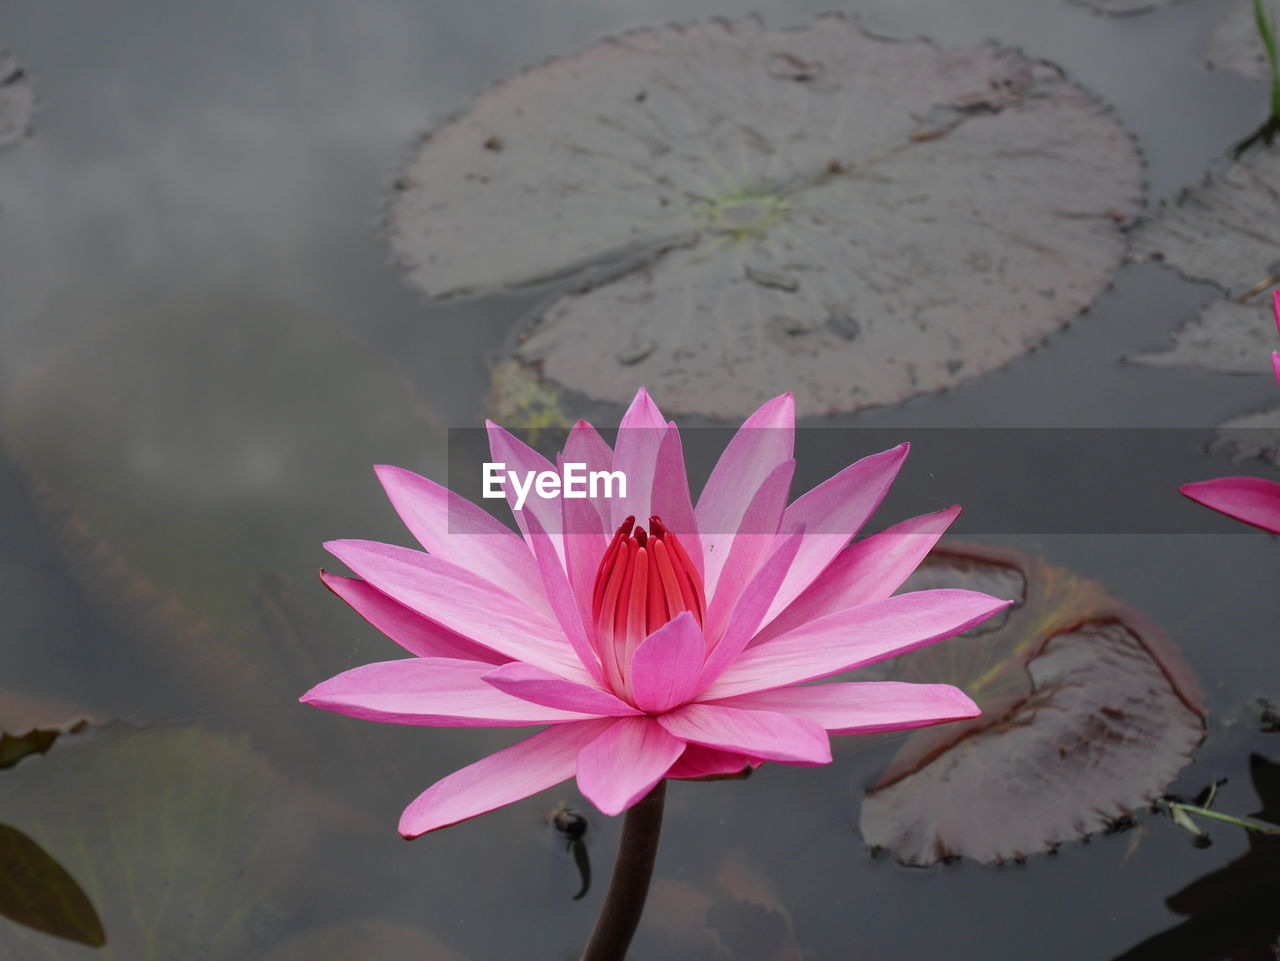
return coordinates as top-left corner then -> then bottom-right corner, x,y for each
764,444 -> 909,624
708,681 -> 980,734
1272,350 -> 1280,388
629,612 -> 707,714
1181,477 -> 1280,534
373,465 -> 549,614
486,421 -> 566,565
326,539 -> 591,682
483,662 -> 639,716
576,716 -> 685,816
658,702 -> 831,764
320,571 -> 508,665
300,658 -> 594,726
399,718 -> 614,837
521,509 -> 603,683
609,388 -> 668,528
561,420 -> 614,627
695,394 -> 795,599
754,506 -> 961,645
649,425 -> 702,577
698,530 -> 804,690
666,744 -> 757,780
702,589 -> 1012,699
702,459 -> 796,640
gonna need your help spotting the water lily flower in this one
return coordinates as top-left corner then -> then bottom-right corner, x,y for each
1181,290 -> 1280,534
301,390 -> 1011,838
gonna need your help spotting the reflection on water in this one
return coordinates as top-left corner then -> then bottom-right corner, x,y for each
1,0 -> 1279,957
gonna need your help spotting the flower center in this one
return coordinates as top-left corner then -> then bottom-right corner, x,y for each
590,515 -> 705,698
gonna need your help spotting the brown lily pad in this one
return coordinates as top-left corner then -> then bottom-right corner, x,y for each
0,824 -> 104,949
859,544 -> 1205,865
392,15 -> 1142,418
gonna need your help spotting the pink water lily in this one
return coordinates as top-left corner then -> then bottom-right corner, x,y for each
1181,290 -> 1280,534
302,390 -> 1010,837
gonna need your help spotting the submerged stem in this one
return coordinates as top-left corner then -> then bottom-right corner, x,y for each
580,781 -> 667,961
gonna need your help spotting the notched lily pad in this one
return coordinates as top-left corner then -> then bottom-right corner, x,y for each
1208,0 -> 1279,82
1131,147 -> 1280,297
1212,403 -> 1280,466
1129,299 -> 1280,374
0,693 -> 98,771
860,545 -> 1205,866
392,15 -> 1142,418
0,723 -> 365,960
0,52 -> 33,151
1066,0 -> 1194,15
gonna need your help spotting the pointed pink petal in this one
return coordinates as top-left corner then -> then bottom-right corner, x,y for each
649,425 -> 702,576
708,681 -> 980,734
763,444 -> 909,624
483,662 -> 639,716
300,658 -> 594,726
561,420 -> 614,628
1272,351 -> 1280,387
576,716 -> 685,816
399,719 -> 614,836
609,388 -> 668,528
1181,477 -> 1280,534
486,421 -> 566,566
521,509 -> 603,683
702,459 -> 795,640
326,540 -> 591,682
698,530 -> 804,690
320,571 -> 508,665
695,394 -> 795,599
754,506 -> 961,645
629,612 -> 706,714
665,744 -> 757,780
658,703 -> 831,764
373,465 -> 548,614
702,589 -> 1013,699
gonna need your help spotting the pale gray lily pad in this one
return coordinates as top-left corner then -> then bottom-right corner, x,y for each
1129,298 -> 1280,374
859,546 -> 1204,866
0,723 -> 370,961
0,52 -> 33,151
1131,148 -> 1280,298
393,15 -> 1142,418
259,920 -> 467,961
1207,0 -> 1279,81
1212,403 -> 1280,466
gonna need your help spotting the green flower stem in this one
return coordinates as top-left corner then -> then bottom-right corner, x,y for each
580,781 -> 667,961
1162,799 -> 1280,836
1256,0 -> 1280,120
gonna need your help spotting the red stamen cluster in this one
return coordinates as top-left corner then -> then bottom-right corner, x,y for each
591,515 -> 705,696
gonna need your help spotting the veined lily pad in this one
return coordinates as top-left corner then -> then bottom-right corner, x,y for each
0,723 -> 368,960
1131,148 -> 1280,298
1129,298 -> 1280,375
392,16 -> 1142,418
0,693 -> 97,771
0,52 -> 33,151
1208,0 -> 1280,82
259,919 -> 466,961
859,545 -> 1205,866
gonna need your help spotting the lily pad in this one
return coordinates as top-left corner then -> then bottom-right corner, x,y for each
1131,148 -> 1280,300
0,52 -> 33,151
391,15 -> 1142,418
859,545 -> 1205,866
1129,298 -> 1280,374
1208,0 -> 1279,82
1066,0 -> 1191,15
1212,403 -> 1280,466
0,723 -> 366,960
0,692 -> 98,771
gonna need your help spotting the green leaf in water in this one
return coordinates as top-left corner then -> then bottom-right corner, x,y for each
0,824 -> 104,948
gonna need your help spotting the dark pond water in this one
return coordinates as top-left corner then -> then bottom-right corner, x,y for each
1,0 -> 1279,958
